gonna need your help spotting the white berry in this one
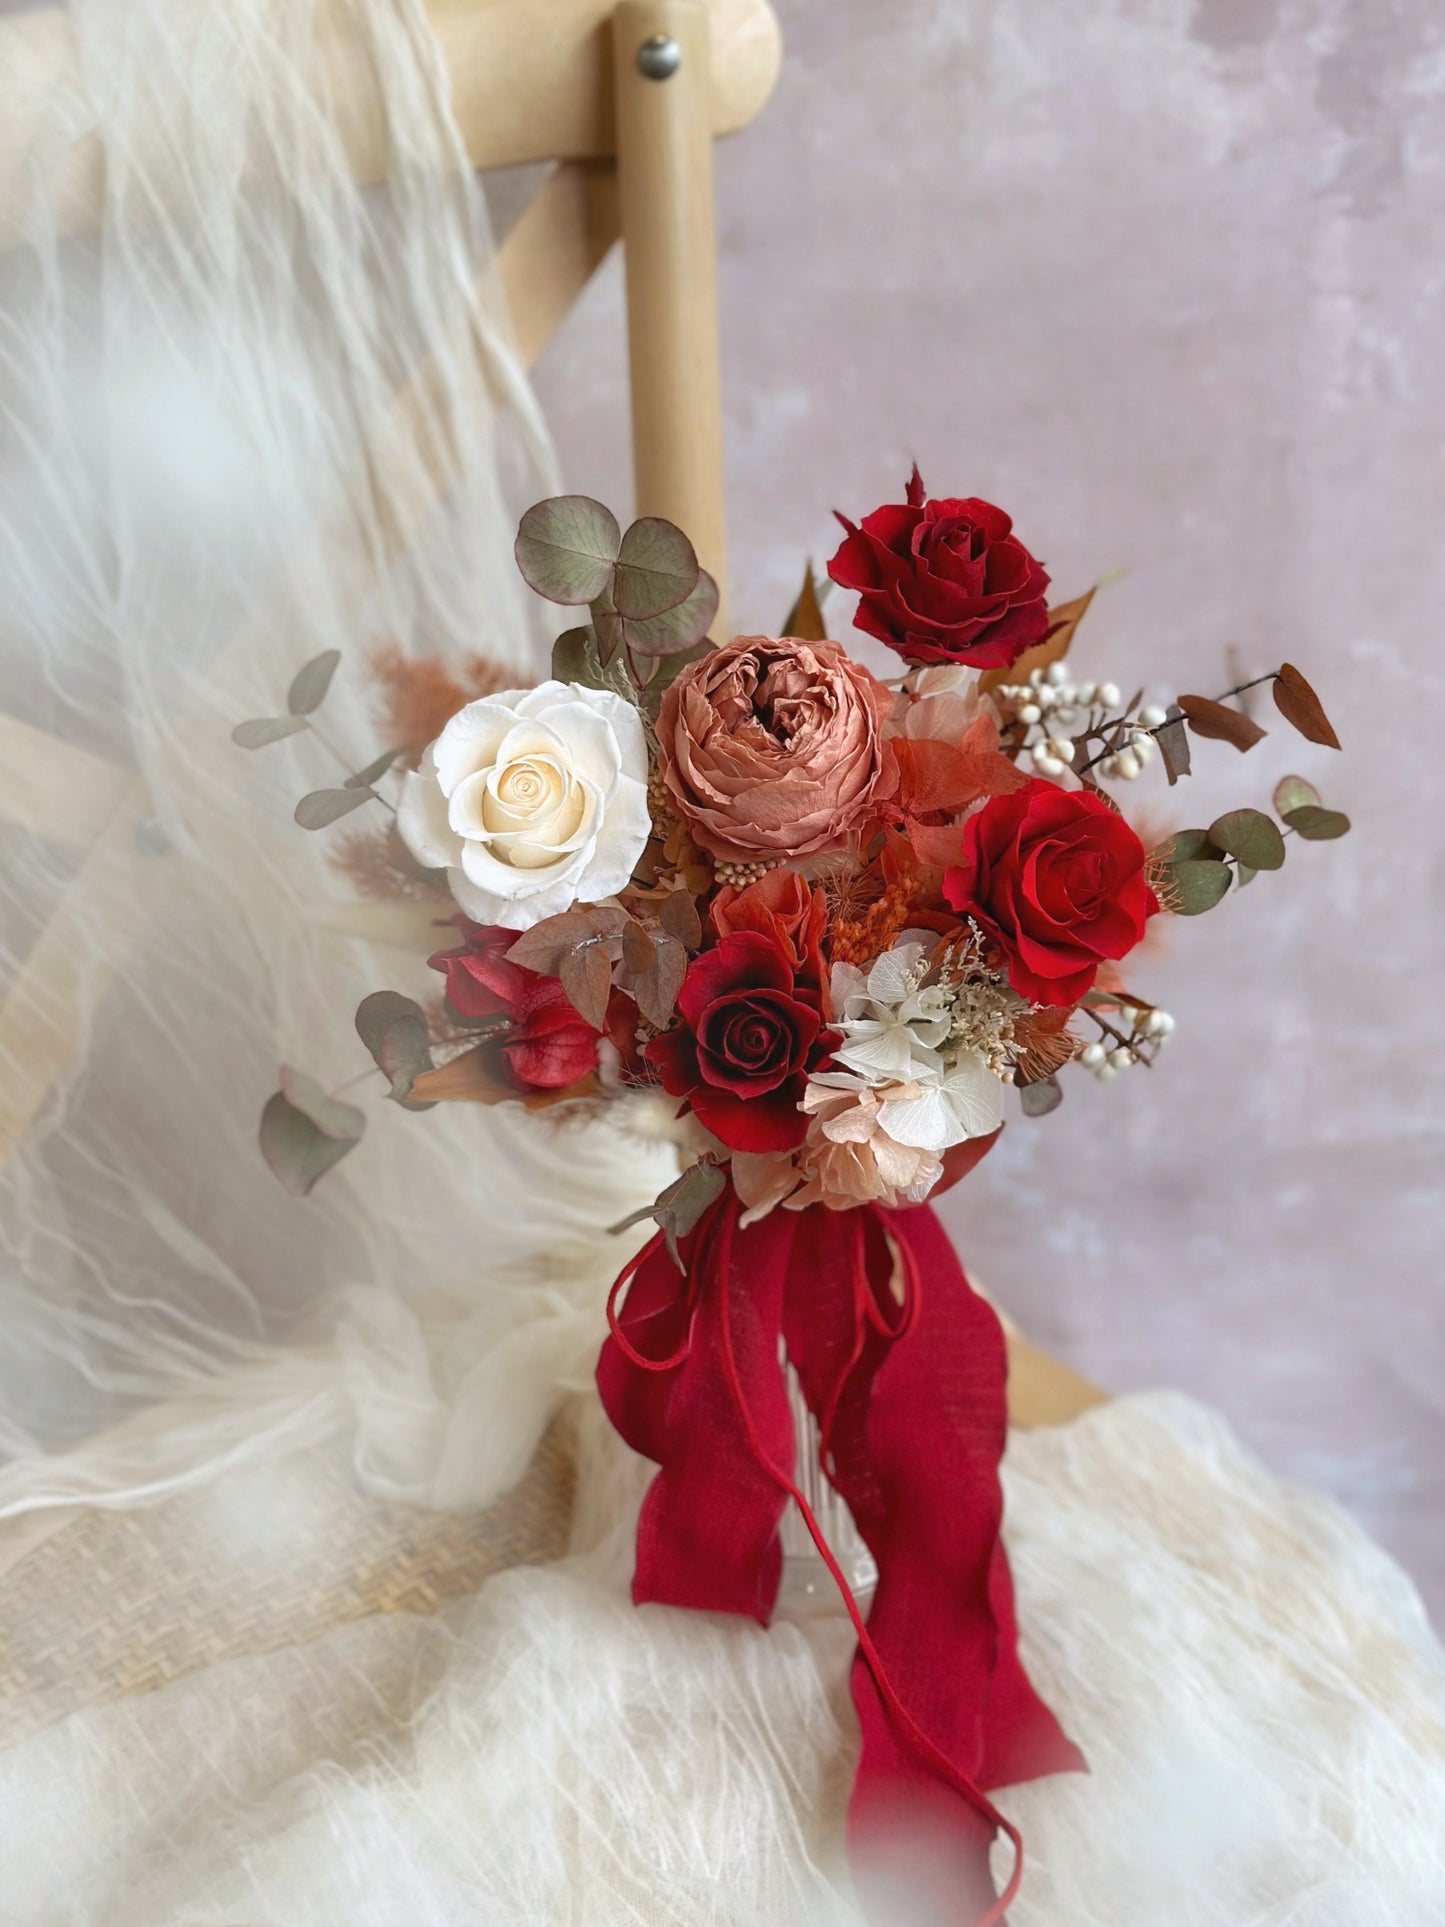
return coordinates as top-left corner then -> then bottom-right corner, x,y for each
1139,703 -> 1167,728
1081,1042 -> 1106,1069
1019,702 -> 1041,725
1099,681 -> 1121,708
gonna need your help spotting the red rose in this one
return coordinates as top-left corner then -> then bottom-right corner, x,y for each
943,782 -> 1158,1006
709,869 -> 831,1015
827,467 -> 1050,671
644,932 -> 830,1152
428,919 -> 599,1092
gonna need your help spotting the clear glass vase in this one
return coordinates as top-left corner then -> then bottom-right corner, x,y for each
777,1362 -> 877,1616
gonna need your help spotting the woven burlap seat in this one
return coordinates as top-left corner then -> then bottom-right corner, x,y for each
0,1423 -> 575,1751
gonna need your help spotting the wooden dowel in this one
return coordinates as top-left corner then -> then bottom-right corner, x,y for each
613,0 -> 728,629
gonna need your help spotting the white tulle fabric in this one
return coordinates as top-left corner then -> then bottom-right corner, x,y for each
4,7 -> 1445,1924
3,1394 -> 1443,1924
0,0 -> 675,1522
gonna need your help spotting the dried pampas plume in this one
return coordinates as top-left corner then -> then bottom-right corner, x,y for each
368,640 -> 518,760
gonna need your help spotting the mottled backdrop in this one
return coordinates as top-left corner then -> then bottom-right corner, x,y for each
534,0 -> 1445,1615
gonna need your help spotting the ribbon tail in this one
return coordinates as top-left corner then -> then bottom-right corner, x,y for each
598,1190 -> 796,1624
785,1200 -> 1084,1925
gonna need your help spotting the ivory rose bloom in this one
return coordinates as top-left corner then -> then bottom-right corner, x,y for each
656,635 -> 890,863
397,681 -> 650,930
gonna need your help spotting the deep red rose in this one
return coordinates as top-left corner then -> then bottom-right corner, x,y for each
827,466 -> 1050,671
428,919 -> 599,1092
943,781 -> 1158,1006
709,869 -> 831,1015
644,931 -> 830,1152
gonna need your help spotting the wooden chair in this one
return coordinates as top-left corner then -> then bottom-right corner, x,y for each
0,0 -> 1103,1432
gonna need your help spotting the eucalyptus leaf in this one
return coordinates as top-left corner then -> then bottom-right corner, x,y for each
260,1067 -> 365,1198
515,496 -> 621,605
232,715 -> 309,749
1207,807 -> 1286,872
287,650 -> 342,716
355,990 -> 435,1106
1236,864 -> 1257,886
1284,804 -> 1351,840
612,516 -> 699,621
1169,858 -> 1234,915
612,569 -> 719,659
346,750 -> 398,789
295,786 -> 376,830
1019,1075 -> 1063,1117
1155,828 -> 1220,865
1273,775 -> 1321,818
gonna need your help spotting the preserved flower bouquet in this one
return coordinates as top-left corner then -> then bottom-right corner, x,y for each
239,470 -> 1347,1924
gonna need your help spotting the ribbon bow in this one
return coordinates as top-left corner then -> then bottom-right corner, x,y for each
598,1178 -> 1083,1926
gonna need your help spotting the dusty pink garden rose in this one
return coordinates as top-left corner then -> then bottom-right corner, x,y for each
656,635 -> 891,863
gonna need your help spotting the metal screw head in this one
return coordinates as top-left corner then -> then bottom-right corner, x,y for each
636,33 -> 681,80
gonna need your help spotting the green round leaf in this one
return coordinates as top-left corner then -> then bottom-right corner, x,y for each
295,787 -> 376,830
619,569 -> 719,657
1273,774 -> 1320,819
1169,858 -> 1234,915
1155,828 -> 1220,865
355,990 -> 435,1105
1207,807 -> 1286,871
287,650 -> 342,716
261,1068 -> 366,1198
515,496 -> 621,605
612,517 -> 699,621
1284,804 -> 1351,840
233,715 -> 309,749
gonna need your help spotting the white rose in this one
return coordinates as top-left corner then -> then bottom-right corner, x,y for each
396,680 -> 651,929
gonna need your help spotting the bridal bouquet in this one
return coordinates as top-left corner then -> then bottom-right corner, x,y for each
240,471 -> 1347,1923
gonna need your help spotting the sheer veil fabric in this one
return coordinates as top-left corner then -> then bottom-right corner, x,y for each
2,6 -> 1444,1924
0,0 -> 675,1521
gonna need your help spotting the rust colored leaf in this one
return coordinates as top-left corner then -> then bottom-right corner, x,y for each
659,888 -> 703,950
409,1043 -> 514,1105
1272,661 -> 1341,749
622,917 -> 654,974
979,586 -> 1095,693
782,562 -> 828,641
507,906 -> 626,977
1156,703 -> 1192,784
560,942 -> 614,1031
1177,694 -> 1268,751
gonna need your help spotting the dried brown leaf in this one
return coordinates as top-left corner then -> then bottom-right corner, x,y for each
560,942 -> 614,1031
659,888 -> 703,950
1272,662 -> 1341,750
979,586 -> 1095,694
782,563 -> 828,641
409,1043 -> 514,1105
507,906 -> 626,977
1177,694 -> 1268,752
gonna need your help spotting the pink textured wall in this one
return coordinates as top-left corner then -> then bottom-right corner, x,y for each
534,0 -> 1445,1615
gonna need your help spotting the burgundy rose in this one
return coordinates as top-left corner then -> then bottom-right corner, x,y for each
644,932 -> 832,1153
943,782 -> 1158,1007
428,918 -> 599,1092
827,466 -> 1050,671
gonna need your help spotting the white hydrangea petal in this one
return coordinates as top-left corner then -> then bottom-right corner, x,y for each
396,751 -> 462,871
834,1023 -> 918,1084
941,1056 -> 1005,1139
877,1085 -> 960,1153
865,941 -> 928,1007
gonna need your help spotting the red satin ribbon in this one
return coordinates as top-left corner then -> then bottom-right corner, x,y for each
598,1180 -> 1084,1926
